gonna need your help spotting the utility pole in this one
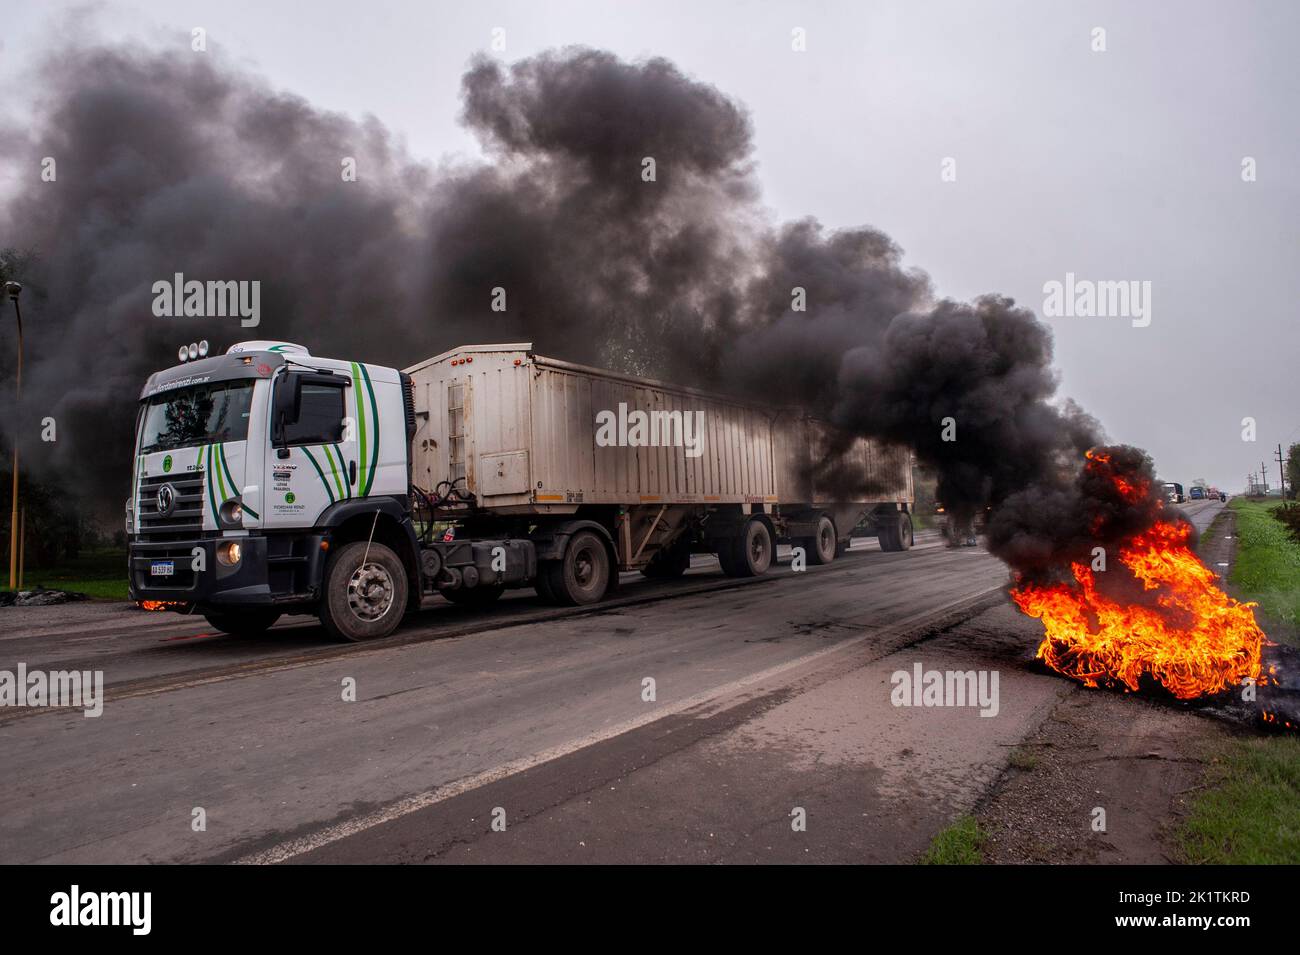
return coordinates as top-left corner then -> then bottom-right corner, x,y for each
3,281 -> 22,591
1277,444 -> 1288,499
1261,461 -> 1270,493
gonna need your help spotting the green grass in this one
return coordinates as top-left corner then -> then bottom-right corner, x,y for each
919,815 -> 985,865
1179,736 -> 1300,864
1228,498 -> 1300,641
1177,500 -> 1300,864
2,548 -> 129,601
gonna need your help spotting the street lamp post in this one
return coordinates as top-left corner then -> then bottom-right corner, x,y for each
4,281 -> 23,591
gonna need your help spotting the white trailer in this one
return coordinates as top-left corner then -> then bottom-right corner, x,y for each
128,341 -> 914,641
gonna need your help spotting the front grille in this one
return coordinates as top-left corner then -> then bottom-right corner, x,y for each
137,471 -> 206,539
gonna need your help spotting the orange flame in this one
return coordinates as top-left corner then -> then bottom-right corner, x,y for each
1012,519 -> 1264,700
138,600 -> 180,611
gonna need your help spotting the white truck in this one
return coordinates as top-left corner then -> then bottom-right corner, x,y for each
127,341 -> 914,640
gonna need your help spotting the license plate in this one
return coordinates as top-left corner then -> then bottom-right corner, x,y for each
150,561 -> 175,577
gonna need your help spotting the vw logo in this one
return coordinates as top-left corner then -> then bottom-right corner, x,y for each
156,483 -> 177,517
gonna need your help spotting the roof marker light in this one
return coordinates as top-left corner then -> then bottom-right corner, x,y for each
197,340 -> 209,358
178,345 -> 189,362
188,343 -> 199,360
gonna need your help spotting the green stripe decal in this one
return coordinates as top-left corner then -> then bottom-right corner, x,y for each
321,444 -> 346,500
242,503 -> 260,520
302,447 -> 335,504
358,362 -> 380,497
205,446 -> 221,526
351,362 -> 368,496
218,443 -> 239,499
213,443 -> 229,504
331,444 -> 351,498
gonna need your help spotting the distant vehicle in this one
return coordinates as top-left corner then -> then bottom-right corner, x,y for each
1190,487 -> 1205,500
1219,492 -> 1227,502
1162,482 -> 1185,504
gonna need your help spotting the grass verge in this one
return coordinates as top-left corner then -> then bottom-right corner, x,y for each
919,815 -> 985,864
2,549 -> 129,601
1178,736 -> 1300,864
1174,498 -> 1300,864
1229,498 -> 1300,641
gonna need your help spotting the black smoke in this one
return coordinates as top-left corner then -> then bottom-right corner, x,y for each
1,36 -> 1163,579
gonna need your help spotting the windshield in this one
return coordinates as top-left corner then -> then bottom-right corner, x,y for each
138,381 -> 255,453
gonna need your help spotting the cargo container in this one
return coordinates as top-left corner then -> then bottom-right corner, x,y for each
128,341 -> 914,641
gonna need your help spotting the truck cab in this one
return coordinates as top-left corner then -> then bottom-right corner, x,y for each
128,341 -> 419,639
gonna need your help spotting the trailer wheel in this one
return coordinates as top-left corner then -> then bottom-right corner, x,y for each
203,609 -> 281,637
441,585 -> 505,606
799,515 -> 838,565
720,518 -> 774,577
546,530 -> 611,605
879,513 -> 914,552
318,541 -> 408,641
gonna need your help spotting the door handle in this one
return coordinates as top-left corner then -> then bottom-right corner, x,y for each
349,460 -> 357,486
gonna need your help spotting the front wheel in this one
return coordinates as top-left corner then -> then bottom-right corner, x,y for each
203,609 -> 281,637
318,541 -> 408,641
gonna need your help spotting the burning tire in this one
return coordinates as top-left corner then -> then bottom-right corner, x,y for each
203,609 -> 281,637
719,518 -> 774,577
545,530 -> 611,605
319,540 -> 408,641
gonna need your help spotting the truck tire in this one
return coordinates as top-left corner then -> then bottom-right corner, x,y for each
879,513 -> 914,552
442,585 -> 505,606
545,530 -> 611,605
719,518 -> 773,577
318,540 -> 408,641
203,609 -> 281,637
641,539 -> 691,579
798,515 -> 838,565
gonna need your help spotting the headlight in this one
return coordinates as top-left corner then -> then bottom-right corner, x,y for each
219,499 -> 244,527
217,541 -> 243,566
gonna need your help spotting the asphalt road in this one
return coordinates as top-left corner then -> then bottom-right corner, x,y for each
1177,497 -> 1226,534
0,530 -> 1037,863
0,506 -> 1235,864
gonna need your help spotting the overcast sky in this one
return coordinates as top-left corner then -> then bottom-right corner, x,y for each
2,0 -> 1296,492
